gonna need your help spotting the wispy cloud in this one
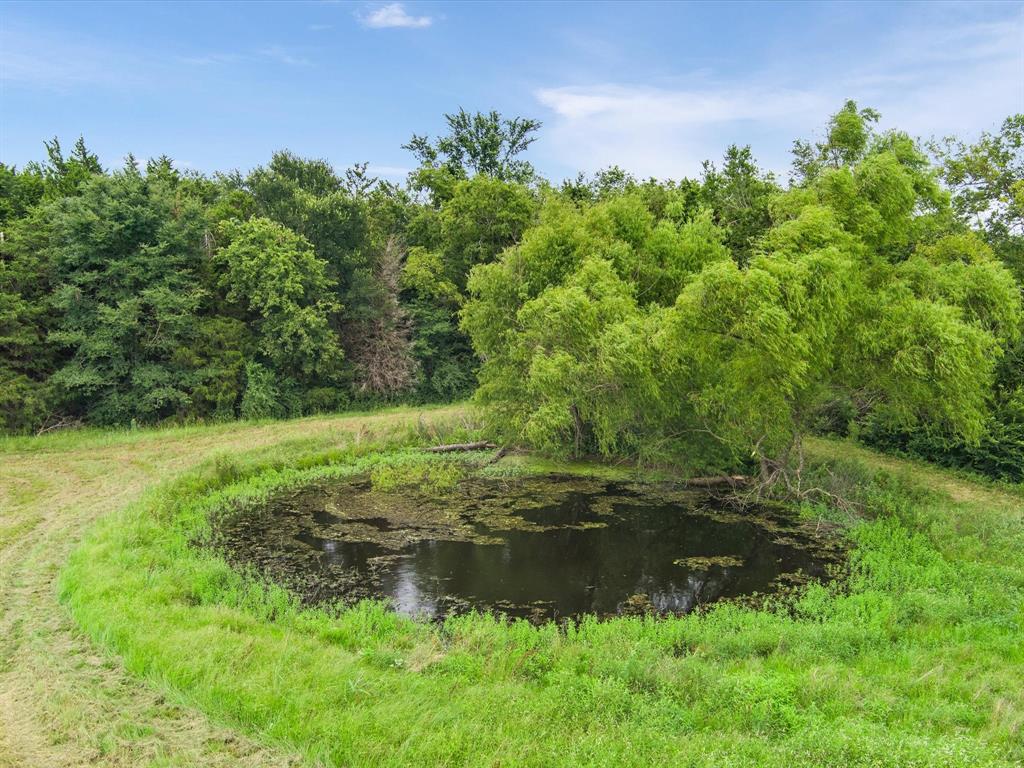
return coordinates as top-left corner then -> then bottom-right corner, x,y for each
0,24 -> 147,90
358,3 -> 432,29
533,15 -> 1024,180
367,163 -> 412,178
852,18 -> 1023,141
537,85 -> 821,125
181,46 -> 314,69
180,53 -> 241,66
260,45 -> 313,67
534,83 -> 826,179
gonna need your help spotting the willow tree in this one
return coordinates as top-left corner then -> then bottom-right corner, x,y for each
666,111 -> 1020,488
463,104 -> 1023,490
462,192 -> 733,465
660,219 -> 1018,491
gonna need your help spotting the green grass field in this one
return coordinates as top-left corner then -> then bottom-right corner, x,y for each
1,407 -> 1022,767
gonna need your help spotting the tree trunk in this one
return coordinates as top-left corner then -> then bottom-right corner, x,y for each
569,403 -> 583,458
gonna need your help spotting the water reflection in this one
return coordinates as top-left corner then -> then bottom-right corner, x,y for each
213,477 -> 840,622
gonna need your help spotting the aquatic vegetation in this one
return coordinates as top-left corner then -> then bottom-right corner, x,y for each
208,473 -> 844,621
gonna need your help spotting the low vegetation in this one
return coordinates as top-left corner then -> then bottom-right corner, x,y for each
0,407 -> 460,766
13,412 -> 1008,767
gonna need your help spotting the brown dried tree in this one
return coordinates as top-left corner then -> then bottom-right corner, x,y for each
348,235 -> 419,396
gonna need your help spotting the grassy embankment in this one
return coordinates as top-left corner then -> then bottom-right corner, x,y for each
2,405 -> 1023,767
0,405 -> 462,768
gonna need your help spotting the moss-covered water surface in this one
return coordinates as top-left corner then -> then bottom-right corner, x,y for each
212,474 -> 844,622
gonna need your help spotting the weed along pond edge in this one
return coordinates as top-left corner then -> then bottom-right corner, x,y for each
57,438 -> 1024,767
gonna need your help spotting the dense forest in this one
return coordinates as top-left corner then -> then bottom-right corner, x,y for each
2,103 -> 1022,480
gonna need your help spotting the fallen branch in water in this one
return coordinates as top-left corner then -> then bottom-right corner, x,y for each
481,446 -> 509,466
423,440 -> 498,453
681,475 -> 751,488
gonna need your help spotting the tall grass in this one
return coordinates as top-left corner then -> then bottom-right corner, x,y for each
59,434 -> 1024,767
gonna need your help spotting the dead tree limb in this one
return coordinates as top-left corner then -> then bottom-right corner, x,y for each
681,475 -> 751,489
480,446 -> 509,466
423,441 -> 498,453
36,416 -> 82,436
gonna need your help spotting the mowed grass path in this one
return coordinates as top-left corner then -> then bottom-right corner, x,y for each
0,406 -> 463,768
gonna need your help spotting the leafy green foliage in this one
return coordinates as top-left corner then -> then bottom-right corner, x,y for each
792,100 -> 880,182
239,360 -> 282,420
0,208 -> 55,430
42,168 -> 207,424
0,162 -> 45,229
462,193 -> 735,463
245,150 -> 368,278
39,136 -> 104,201
465,104 -> 1023,489
402,175 -> 538,399
218,216 -> 343,380
701,145 -> 779,264
176,316 -> 253,420
1,103 -> 1021,476
859,115 -> 1024,479
405,108 -> 542,191
933,114 -> 1024,282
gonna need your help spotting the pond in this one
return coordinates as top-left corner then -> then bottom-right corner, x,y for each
211,475 -> 843,623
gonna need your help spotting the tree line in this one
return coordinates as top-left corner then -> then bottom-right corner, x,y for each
2,104 -> 1022,480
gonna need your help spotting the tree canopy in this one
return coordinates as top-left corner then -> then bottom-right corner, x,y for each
1,104 -> 1021,482
462,104 -> 1023,483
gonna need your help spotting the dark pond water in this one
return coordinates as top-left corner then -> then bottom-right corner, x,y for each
211,475 -> 842,623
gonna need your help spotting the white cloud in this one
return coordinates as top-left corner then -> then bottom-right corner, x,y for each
533,16 -> 1024,181
853,18 -> 1023,141
536,85 -> 822,125
181,47 -> 314,69
367,164 -> 413,178
534,84 -> 827,179
0,24 -> 147,90
359,3 -> 432,29
181,53 -> 241,66
259,46 -> 313,67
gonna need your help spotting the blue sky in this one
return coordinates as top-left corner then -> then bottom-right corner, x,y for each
1,1 -> 1022,182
